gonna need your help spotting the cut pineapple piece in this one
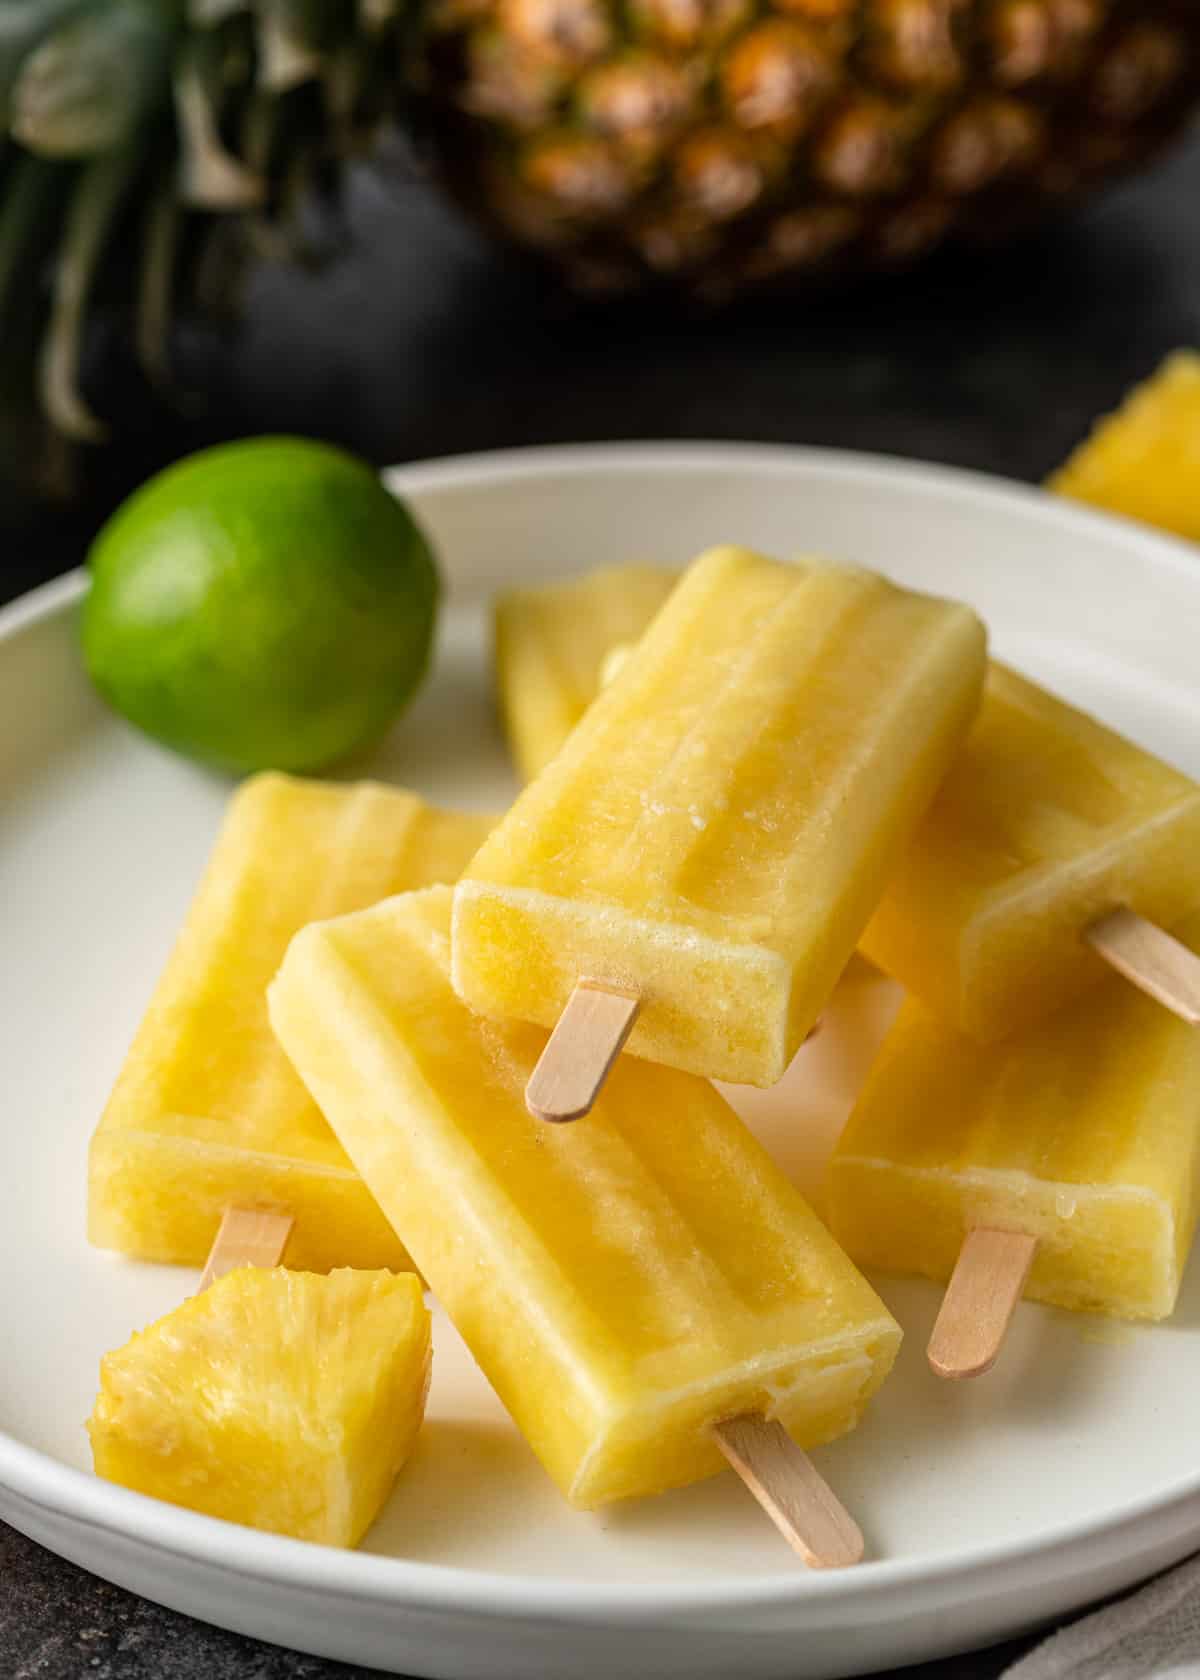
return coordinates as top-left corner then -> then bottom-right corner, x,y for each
1050,352 -> 1200,544
88,1269 -> 431,1547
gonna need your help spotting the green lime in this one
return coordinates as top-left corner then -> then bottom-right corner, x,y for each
80,437 -> 440,774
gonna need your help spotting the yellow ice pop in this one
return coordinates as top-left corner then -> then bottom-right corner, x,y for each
454,547 -> 987,1100
1050,352 -> 1200,544
830,911 -> 1200,1364
495,564 -> 678,780
860,664 -> 1200,1043
89,772 -> 493,1271
269,887 -> 901,1522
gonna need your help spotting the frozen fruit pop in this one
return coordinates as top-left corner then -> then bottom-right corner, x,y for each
89,772 -> 493,1273
495,564 -> 678,780
830,912 -> 1200,1378
454,546 -> 987,1115
860,663 -> 1200,1043
269,886 -> 901,1561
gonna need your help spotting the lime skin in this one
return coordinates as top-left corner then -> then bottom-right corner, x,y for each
80,438 -> 440,774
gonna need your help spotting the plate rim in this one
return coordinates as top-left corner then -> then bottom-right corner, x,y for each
5,439 -> 1200,1625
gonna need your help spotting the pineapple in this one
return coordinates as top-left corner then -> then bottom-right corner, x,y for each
420,0 -> 1200,296
1,1 -> 1197,456
88,1267 -> 432,1547
1050,351 -> 1200,543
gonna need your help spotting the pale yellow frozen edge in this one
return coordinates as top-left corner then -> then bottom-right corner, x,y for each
94,1127 -> 363,1181
962,793 -> 1200,956
833,1156 -> 1176,1318
450,879 -> 793,1084
567,1330 -> 892,1505
834,1157 -> 1170,1214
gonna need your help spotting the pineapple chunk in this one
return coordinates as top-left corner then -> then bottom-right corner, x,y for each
1050,352 -> 1200,543
88,1269 -> 430,1547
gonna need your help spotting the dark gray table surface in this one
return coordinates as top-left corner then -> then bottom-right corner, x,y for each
2,125 -> 1199,1680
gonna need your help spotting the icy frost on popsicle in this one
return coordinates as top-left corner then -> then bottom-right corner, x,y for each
88,773 -> 493,1272
860,664 -> 1200,1042
269,886 -> 901,1521
830,912 -> 1200,1343
454,547 -> 987,1093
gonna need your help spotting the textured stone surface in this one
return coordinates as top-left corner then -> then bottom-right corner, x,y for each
0,1519 -> 1028,1678
2,129 -> 1198,1678
0,1524 -> 374,1678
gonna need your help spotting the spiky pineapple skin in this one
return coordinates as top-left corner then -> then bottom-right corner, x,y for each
88,1267 -> 431,1547
417,0 -> 1200,295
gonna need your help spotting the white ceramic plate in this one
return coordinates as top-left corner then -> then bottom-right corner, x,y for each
4,444 -> 1200,1680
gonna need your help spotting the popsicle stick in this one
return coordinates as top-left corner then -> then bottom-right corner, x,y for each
526,981 -> 641,1123
1085,909 -> 1200,1024
200,1207 -> 294,1291
713,1415 -> 864,1569
927,1228 -> 1038,1381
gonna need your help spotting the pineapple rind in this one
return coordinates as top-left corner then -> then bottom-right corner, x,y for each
88,1268 -> 431,1548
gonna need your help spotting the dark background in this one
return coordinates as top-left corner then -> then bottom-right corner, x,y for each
3,127 -> 1198,1678
5,125 -> 1200,607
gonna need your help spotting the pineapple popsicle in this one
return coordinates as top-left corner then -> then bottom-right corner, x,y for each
454,546 -> 987,1105
496,564 -> 678,780
89,772 -> 493,1272
859,663 -> 1200,1043
269,886 -> 901,1530
830,912 -> 1200,1374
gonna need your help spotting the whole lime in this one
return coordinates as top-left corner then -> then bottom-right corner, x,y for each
80,437 -> 440,774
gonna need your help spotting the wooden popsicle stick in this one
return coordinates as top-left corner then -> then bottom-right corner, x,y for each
200,1207 -> 294,1291
713,1414 -> 864,1569
526,981 -> 641,1123
927,1228 -> 1038,1381
1084,909 -> 1200,1024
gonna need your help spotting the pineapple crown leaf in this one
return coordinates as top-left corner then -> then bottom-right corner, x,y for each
2,0 -> 408,450
0,0 -> 103,124
11,0 -> 175,158
40,138 -> 148,440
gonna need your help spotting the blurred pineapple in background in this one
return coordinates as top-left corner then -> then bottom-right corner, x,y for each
1,0 -> 1198,458
421,0 -> 1200,297
1052,352 -> 1200,543
88,1267 -> 432,1546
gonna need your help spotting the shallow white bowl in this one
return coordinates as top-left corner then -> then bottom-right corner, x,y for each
3,444 -> 1200,1679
